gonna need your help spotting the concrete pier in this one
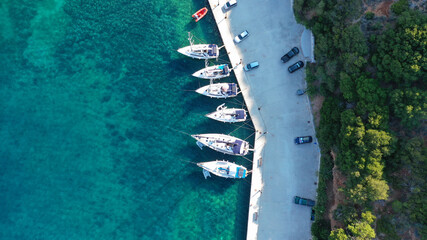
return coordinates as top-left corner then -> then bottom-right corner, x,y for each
207,0 -> 319,239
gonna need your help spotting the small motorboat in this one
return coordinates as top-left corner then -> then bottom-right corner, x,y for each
192,64 -> 230,79
198,160 -> 248,179
206,103 -> 247,123
196,83 -> 238,99
191,133 -> 250,156
177,33 -> 219,59
192,7 -> 208,22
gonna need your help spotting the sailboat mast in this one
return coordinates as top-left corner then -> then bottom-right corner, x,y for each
188,32 -> 194,51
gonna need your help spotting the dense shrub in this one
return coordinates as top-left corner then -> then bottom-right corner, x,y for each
391,0 -> 409,15
376,216 -> 400,240
372,10 -> 427,85
390,88 -> 427,129
365,12 -> 374,20
311,219 -> 331,240
391,200 -> 403,213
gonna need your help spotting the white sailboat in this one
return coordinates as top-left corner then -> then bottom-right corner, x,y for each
192,64 -> 230,79
191,133 -> 250,156
206,103 -> 247,123
195,83 -> 238,99
177,32 -> 219,59
197,160 -> 248,179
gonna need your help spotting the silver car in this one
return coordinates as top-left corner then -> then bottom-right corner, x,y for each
224,0 -> 237,10
244,61 -> 259,71
234,30 -> 249,43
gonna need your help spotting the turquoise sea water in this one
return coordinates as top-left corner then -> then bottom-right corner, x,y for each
0,0 -> 253,239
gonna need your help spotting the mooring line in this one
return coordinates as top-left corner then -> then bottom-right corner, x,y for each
227,122 -> 249,136
244,131 -> 255,141
242,155 -> 253,163
178,159 -> 199,165
167,126 -> 193,137
242,121 -> 255,130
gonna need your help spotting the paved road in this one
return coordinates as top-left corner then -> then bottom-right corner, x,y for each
208,0 -> 320,239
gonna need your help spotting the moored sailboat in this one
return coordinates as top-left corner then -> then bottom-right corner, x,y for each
206,104 -> 247,123
197,160 -> 248,179
177,32 -> 219,59
192,64 -> 230,79
196,83 -> 238,98
191,133 -> 249,156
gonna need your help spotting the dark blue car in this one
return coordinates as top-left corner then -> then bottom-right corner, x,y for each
281,47 -> 299,63
294,136 -> 313,144
311,208 -> 315,221
294,196 -> 316,206
288,61 -> 304,73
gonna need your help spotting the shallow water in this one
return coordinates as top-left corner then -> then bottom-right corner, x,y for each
0,0 -> 253,239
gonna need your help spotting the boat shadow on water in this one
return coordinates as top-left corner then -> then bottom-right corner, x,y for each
167,58 -> 202,73
186,168 -> 244,193
185,20 -> 197,31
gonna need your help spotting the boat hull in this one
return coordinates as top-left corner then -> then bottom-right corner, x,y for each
197,160 -> 247,179
191,133 -> 249,156
196,83 -> 238,99
206,106 -> 247,123
192,64 -> 230,79
192,7 -> 208,22
177,44 -> 219,60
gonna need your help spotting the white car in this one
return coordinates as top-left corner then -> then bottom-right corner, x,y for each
224,0 -> 237,10
234,30 -> 249,43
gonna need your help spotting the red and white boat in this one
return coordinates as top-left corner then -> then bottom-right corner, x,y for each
192,7 -> 208,22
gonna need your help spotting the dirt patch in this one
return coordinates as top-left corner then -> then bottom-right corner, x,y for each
310,95 -> 324,128
362,0 -> 395,17
374,1 -> 394,17
327,151 -> 347,229
305,10 -> 317,21
403,227 -> 419,240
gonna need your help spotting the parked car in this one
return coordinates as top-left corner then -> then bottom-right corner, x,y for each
281,47 -> 299,63
294,196 -> 315,206
224,0 -> 237,10
234,30 -> 249,43
296,89 -> 306,95
294,136 -> 313,144
311,208 -> 315,221
244,61 -> 259,71
288,61 -> 304,73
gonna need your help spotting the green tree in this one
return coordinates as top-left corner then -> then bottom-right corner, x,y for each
339,72 -> 356,102
329,228 -> 349,240
348,220 -> 376,239
366,112 -> 388,130
361,211 -> 376,224
312,219 -> 332,240
355,76 -> 387,115
364,150 -> 384,178
334,204 -> 358,224
391,200 -> 403,213
391,0 -> 409,15
365,12 -> 374,20
398,138 -> 427,227
363,129 -> 393,156
317,97 -> 342,150
339,110 -> 366,173
390,88 -> 427,129
347,176 -> 389,204
365,176 -> 389,201
373,10 -> 427,84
